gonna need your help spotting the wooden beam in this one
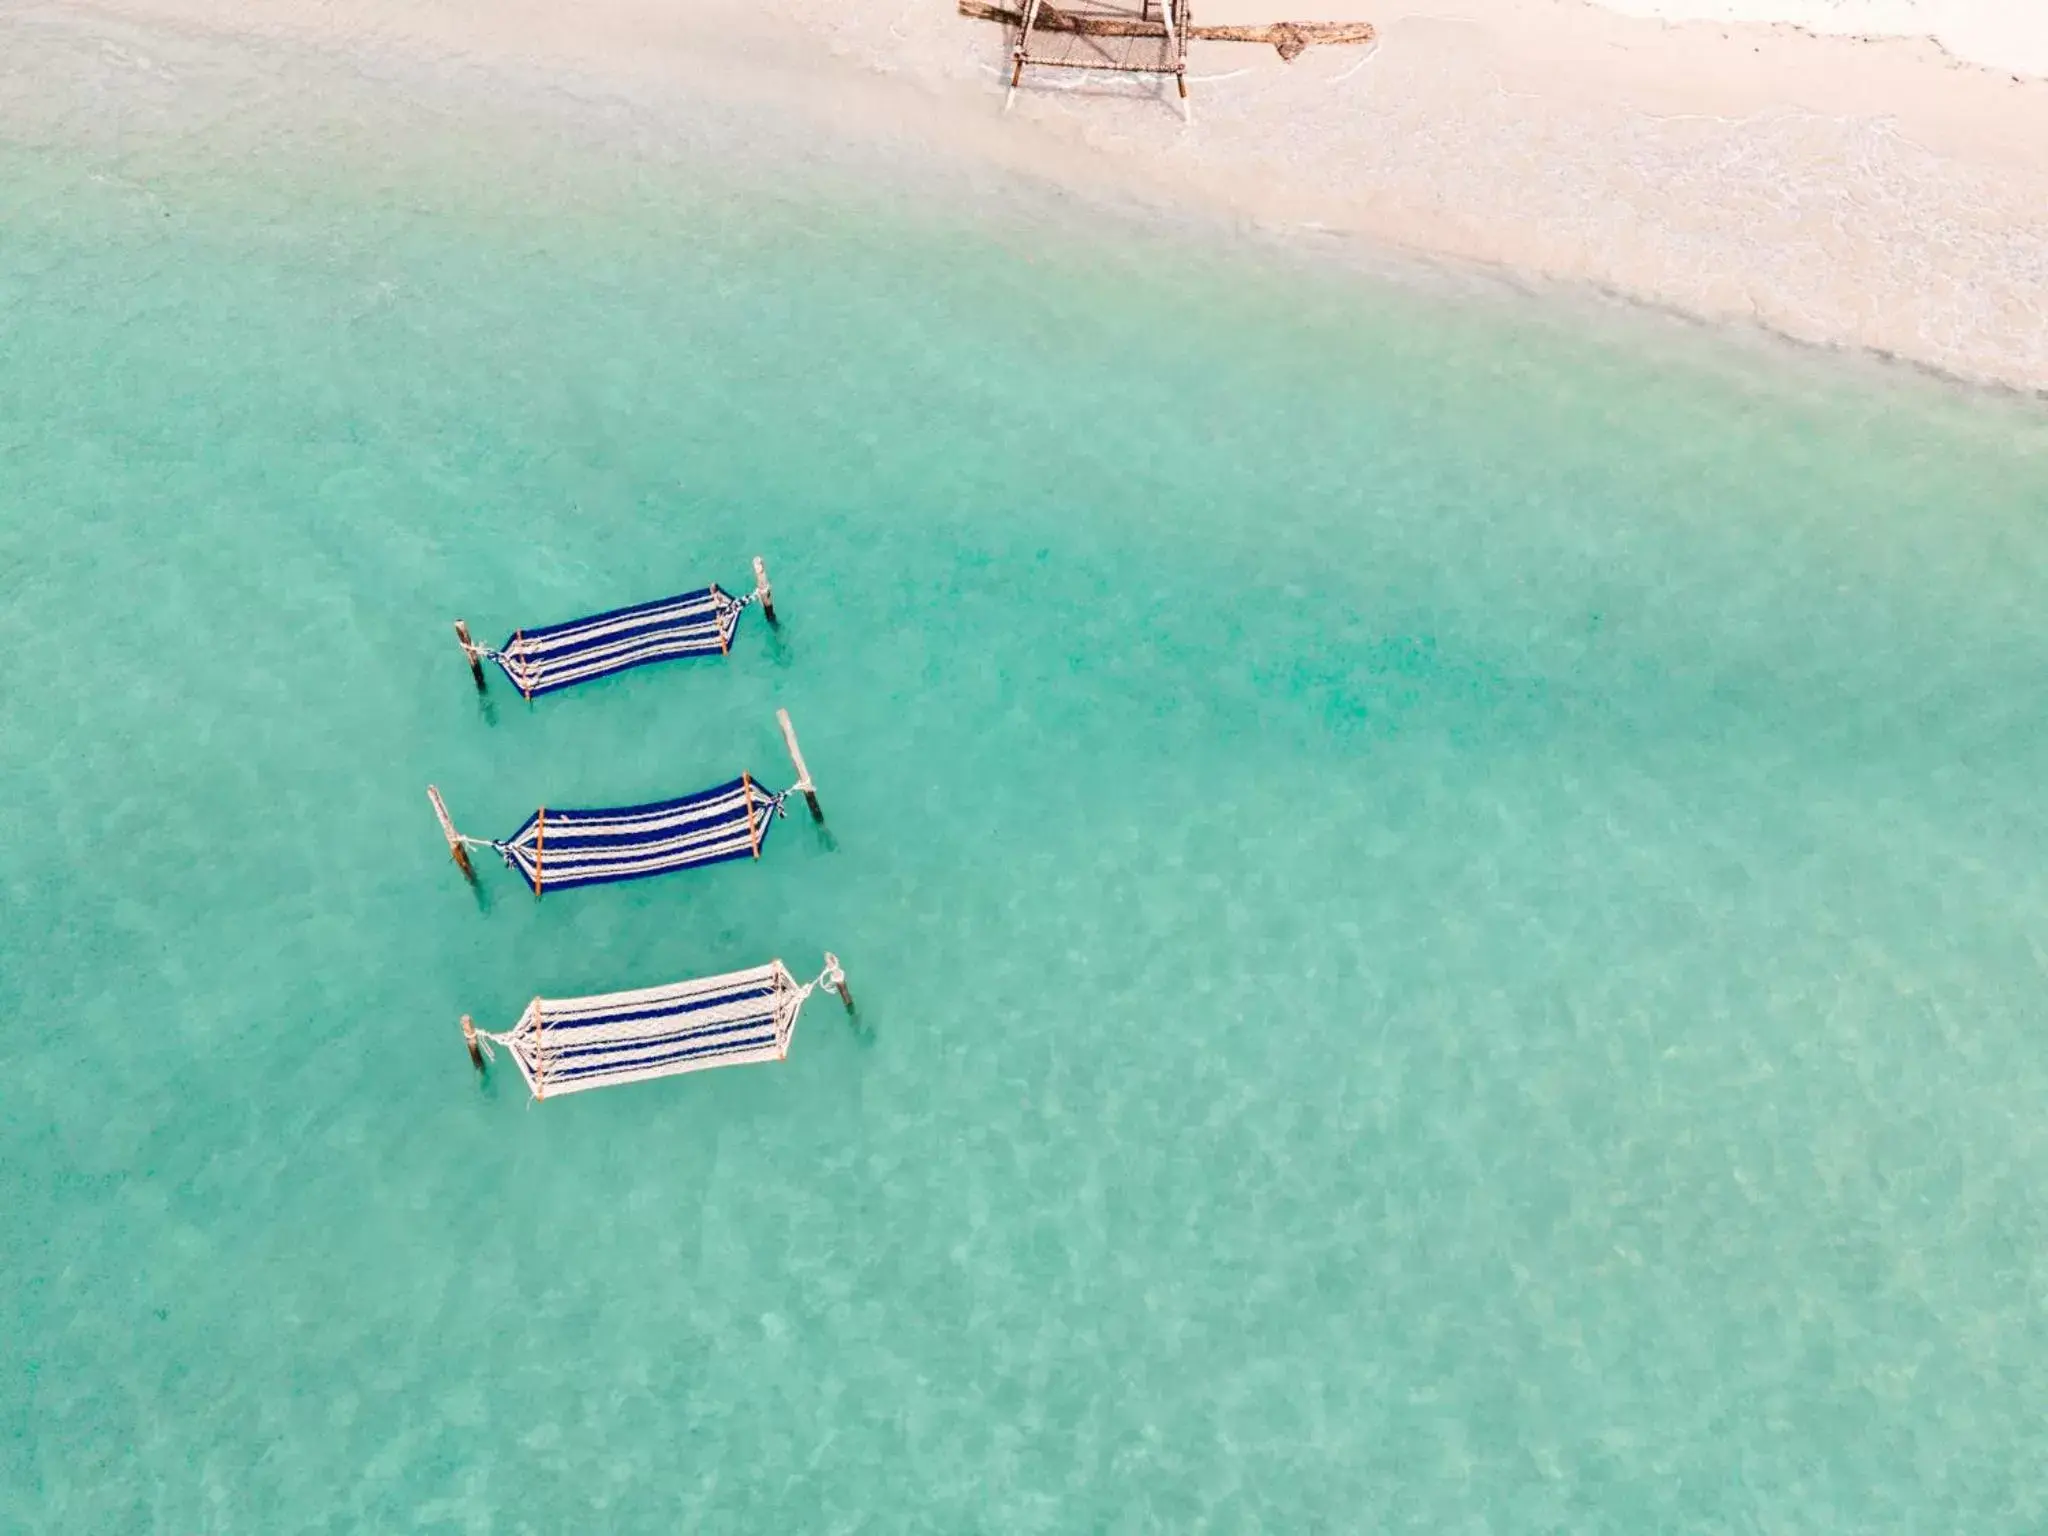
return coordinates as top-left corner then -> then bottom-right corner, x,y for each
960,0 -> 1374,58
741,773 -> 762,860
427,785 -> 478,882
777,708 -> 823,823
1195,20 -> 1375,58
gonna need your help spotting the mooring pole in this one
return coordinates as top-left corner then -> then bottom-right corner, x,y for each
1007,0 -> 1044,110
825,953 -> 855,1014
752,556 -> 778,627
777,708 -> 823,822
427,785 -> 477,881
1164,0 -> 1191,124
462,1015 -> 484,1071
453,620 -> 487,692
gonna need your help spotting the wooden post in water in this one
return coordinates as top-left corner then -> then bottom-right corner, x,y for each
462,1015 -> 484,1071
1161,0 -> 1190,122
453,620 -> 487,692
825,952 -> 855,1014
1004,0 -> 1041,110
427,785 -> 477,881
777,709 -> 823,822
752,556 -> 778,626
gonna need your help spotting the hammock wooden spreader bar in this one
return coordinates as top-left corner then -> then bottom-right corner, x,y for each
960,1 -> 1375,60
426,711 -> 823,894
462,954 -> 855,1101
452,556 -> 779,700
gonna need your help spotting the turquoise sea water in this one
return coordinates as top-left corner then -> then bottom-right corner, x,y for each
6,29 -> 2048,1531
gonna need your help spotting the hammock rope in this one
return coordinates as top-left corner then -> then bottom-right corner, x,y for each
460,563 -> 774,700
470,954 -> 849,1100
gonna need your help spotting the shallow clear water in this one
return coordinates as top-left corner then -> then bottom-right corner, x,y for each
5,33 -> 2048,1532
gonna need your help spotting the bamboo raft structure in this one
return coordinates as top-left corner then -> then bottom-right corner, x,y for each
962,0 -> 1375,117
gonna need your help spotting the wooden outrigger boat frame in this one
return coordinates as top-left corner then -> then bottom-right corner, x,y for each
960,0 -> 1376,120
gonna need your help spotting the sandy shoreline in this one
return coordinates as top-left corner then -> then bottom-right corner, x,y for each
7,0 -> 2047,394
1590,0 -> 2048,79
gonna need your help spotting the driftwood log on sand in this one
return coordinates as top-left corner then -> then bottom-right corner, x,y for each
957,1 -> 1375,60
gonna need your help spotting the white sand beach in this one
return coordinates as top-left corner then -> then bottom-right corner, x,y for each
1591,0 -> 2048,78
9,0 -> 2047,391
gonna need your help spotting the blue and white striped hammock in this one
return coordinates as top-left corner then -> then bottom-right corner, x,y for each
464,953 -> 850,1100
459,559 -> 774,700
427,712 -> 821,894
476,774 -> 792,894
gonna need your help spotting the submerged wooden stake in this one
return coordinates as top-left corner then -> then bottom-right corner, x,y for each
453,620 -> 487,692
462,1014 -> 484,1071
427,785 -> 477,881
777,708 -> 823,822
753,555 -> 778,627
